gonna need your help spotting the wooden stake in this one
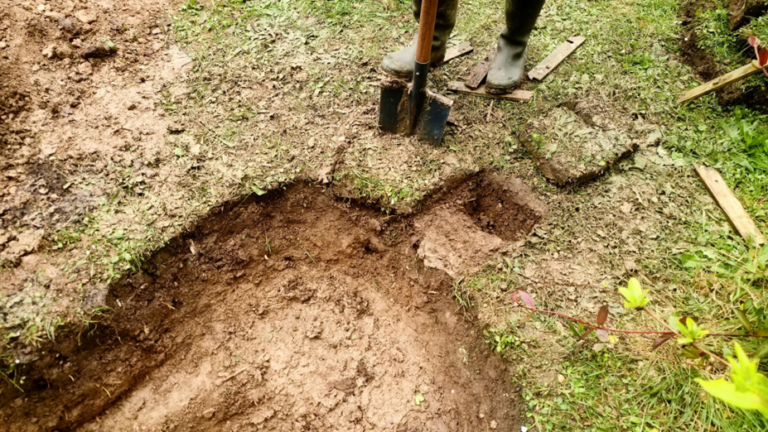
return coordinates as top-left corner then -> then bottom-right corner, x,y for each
447,81 -> 533,102
465,46 -> 497,89
678,61 -> 762,104
440,41 -> 474,65
694,164 -> 765,245
527,36 -> 586,81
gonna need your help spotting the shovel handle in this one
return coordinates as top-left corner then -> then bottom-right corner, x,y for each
415,0 -> 439,64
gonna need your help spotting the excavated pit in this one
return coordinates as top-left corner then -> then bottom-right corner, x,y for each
0,173 -> 546,432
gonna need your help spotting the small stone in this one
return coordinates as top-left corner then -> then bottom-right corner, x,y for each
151,27 -> 161,35
623,259 -> 638,273
55,44 -> 74,59
109,20 -> 124,32
478,413 -> 485,419
37,4 -> 46,12
490,420 -> 498,430
74,10 -> 96,24
43,11 -> 63,21
0,42 -> 7,49
167,122 -> 185,133
620,202 -> 632,214
82,44 -> 115,59
77,61 -> 93,75
201,408 -> 215,419
42,44 -> 56,59
127,103 -> 137,110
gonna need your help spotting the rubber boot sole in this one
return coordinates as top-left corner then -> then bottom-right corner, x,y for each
381,54 -> 446,80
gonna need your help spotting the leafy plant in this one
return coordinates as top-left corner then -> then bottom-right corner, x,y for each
510,278 -> 768,361
507,278 -> 768,422
671,317 -> 710,345
748,35 -> 768,78
484,328 -> 519,354
696,342 -> 768,418
619,277 -> 649,309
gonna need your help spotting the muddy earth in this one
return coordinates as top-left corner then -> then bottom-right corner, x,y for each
0,174 -> 545,431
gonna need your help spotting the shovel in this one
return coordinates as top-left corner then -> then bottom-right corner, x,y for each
379,0 -> 453,145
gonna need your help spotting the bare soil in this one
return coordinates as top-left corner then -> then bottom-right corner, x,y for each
0,0 -> 182,268
679,0 -> 768,109
0,173 -> 544,431
727,0 -> 768,30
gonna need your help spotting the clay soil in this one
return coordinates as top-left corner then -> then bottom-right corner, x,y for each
0,174 -> 544,431
679,0 -> 768,109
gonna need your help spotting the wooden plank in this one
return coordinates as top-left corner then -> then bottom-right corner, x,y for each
694,164 -> 765,245
465,46 -> 497,89
527,36 -> 586,81
440,41 -> 474,65
447,81 -> 533,102
678,61 -> 762,104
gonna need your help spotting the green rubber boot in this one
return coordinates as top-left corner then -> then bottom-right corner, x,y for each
486,0 -> 546,93
381,0 -> 458,78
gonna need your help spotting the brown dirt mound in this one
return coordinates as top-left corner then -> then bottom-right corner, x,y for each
0,173 -> 545,431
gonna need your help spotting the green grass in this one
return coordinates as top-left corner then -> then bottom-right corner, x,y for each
695,6 -> 741,64
3,0 -> 768,426
742,15 -> 768,44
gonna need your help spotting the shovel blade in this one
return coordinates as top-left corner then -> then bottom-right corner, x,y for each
379,82 -> 453,145
379,84 -> 409,134
413,90 -> 452,145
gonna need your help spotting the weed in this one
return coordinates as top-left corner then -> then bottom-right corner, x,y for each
484,327 -> 521,354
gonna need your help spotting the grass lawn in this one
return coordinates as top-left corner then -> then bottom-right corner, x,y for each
2,0 -> 768,429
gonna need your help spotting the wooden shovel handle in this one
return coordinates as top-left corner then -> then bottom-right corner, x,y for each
415,0 -> 438,64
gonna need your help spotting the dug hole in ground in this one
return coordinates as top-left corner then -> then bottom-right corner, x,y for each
2,173 -> 546,431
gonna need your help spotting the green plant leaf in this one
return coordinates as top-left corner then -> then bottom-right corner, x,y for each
618,278 -> 649,309
735,308 -> 753,333
696,379 -> 768,416
414,392 -> 425,405
696,342 -> 768,418
670,316 -> 709,345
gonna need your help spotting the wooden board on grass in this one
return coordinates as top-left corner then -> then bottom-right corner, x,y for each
447,81 -> 533,102
678,61 -> 762,104
440,41 -> 474,65
527,36 -> 586,81
694,164 -> 765,245
465,46 -> 497,89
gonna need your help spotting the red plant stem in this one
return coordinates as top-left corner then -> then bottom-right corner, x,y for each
643,308 -> 669,330
693,343 -> 730,366
513,302 -> 768,339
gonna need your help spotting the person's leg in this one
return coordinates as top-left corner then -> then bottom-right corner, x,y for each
486,0 -> 546,93
381,0 -> 458,78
